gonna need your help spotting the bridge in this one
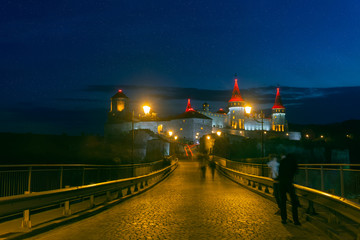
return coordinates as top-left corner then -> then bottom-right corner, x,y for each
0,158 -> 359,239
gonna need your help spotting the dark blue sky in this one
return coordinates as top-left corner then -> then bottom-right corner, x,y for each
1,1 -> 360,135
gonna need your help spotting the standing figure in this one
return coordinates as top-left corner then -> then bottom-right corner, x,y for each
208,158 -> 216,180
278,153 -> 301,225
267,154 -> 281,214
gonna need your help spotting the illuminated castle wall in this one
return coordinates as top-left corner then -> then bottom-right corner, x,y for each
105,77 -> 288,142
199,76 -> 286,134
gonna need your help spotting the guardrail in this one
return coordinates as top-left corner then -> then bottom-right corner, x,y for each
0,159 -> 178,229
0,160 -> 169,197
221,157 -> 360,200
215,157 -> 360,239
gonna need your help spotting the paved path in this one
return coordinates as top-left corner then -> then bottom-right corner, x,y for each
28,161 -> 327,240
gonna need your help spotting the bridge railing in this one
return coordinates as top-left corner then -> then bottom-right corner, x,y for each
215,157 -> 360,238
219,157 -> 360,200
0,159 -> 178,229
0,159 -> 171,197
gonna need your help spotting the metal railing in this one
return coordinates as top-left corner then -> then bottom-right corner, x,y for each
0,160 -> 171,197
219,157 -> 360,200
0,159 -> 178,229
215,159 -> 360,238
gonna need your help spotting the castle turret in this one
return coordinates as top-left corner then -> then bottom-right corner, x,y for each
185,98 -> 195,112
227,75 -> 245,129
108,89 -> 130,122
271,87 -> 286,132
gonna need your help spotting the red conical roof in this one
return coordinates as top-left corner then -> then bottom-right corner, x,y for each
229,78 -> 244,102
185,98 -> 195,112
272,88 -> 285,109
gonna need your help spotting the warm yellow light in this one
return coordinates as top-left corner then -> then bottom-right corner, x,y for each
174,135 -> 178,140
264,131 -> 267,134
195,136 -> 198,139
206,136 -> 211,140
306,134 -> 309,138
168,131 -> 173,137
216,131 -> 221,136
143,105 -> 151,114
196,132 -> 199,135
320,135 -> 324,138
245,106 -> 252,114
286,133 -> 289,136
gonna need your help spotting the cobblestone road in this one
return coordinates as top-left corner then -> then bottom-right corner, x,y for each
29,161 -> 328,240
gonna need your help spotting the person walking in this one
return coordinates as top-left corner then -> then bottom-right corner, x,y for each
267,154 -> 281,215
278,153 -> 301,225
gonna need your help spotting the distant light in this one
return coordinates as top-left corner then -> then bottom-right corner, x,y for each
118,89 -> 122,92
174,136 -> 178,140
286,133 -> 289,136
195,136 -> 198,139
206,136 -> 211,140
180,128 -> 183,131
245,106 -> 252,114
216,131 -> 221,136
320,135 -> 324,138
196,132 -> 199,135
168,131 -> 173,137
306,134 -> 309,138
264,131 -> 267,134
143,105 -> 151,115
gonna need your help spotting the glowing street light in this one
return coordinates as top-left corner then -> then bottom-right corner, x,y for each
168,131 -> 173,137
216,131 -> 221,136
320,135 -> 324,139
206,135 -> 211,140
174,135 -> 178,140
143,105 -> 151,115
245,106 -> 252,114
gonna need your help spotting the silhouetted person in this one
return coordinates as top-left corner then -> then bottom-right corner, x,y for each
198,153 -> 207,179
208,158 -> 216,180
267,154 -> 281,214
278,153 -> 301,225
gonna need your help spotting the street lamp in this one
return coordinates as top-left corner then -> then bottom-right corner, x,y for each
143,105 -> 151,115
174,136 -> 178,140
168,131 -> 173,137
216,131 -> 221,136
245,106 -> 252,114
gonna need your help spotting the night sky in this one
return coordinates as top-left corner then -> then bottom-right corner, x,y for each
1,1 -> 360,135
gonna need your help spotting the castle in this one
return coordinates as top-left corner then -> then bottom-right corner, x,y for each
105,76 -> 290,143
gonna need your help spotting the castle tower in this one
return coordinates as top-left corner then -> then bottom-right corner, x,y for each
227,74 -> 245,129
185,98 -> 195,112
108,89 -> 129,121
271,87 -> 286,132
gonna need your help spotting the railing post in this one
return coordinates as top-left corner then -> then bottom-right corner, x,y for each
134,183 -> 139,192
106,191 -> 112,202
63,186 -> 71,216
82,167 -> 85,186
340,165 -> 344,198
89,195 -> 94,208
27,167 -> 32,193
59,167 -> 63,189
320,166 -> 324,191
127,186 -> 132,195
21,191 -> 31,229
306,200 -> 316,215
305,165 -> 309,186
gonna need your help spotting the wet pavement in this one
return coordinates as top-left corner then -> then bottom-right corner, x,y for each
28,161 -> 328,240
